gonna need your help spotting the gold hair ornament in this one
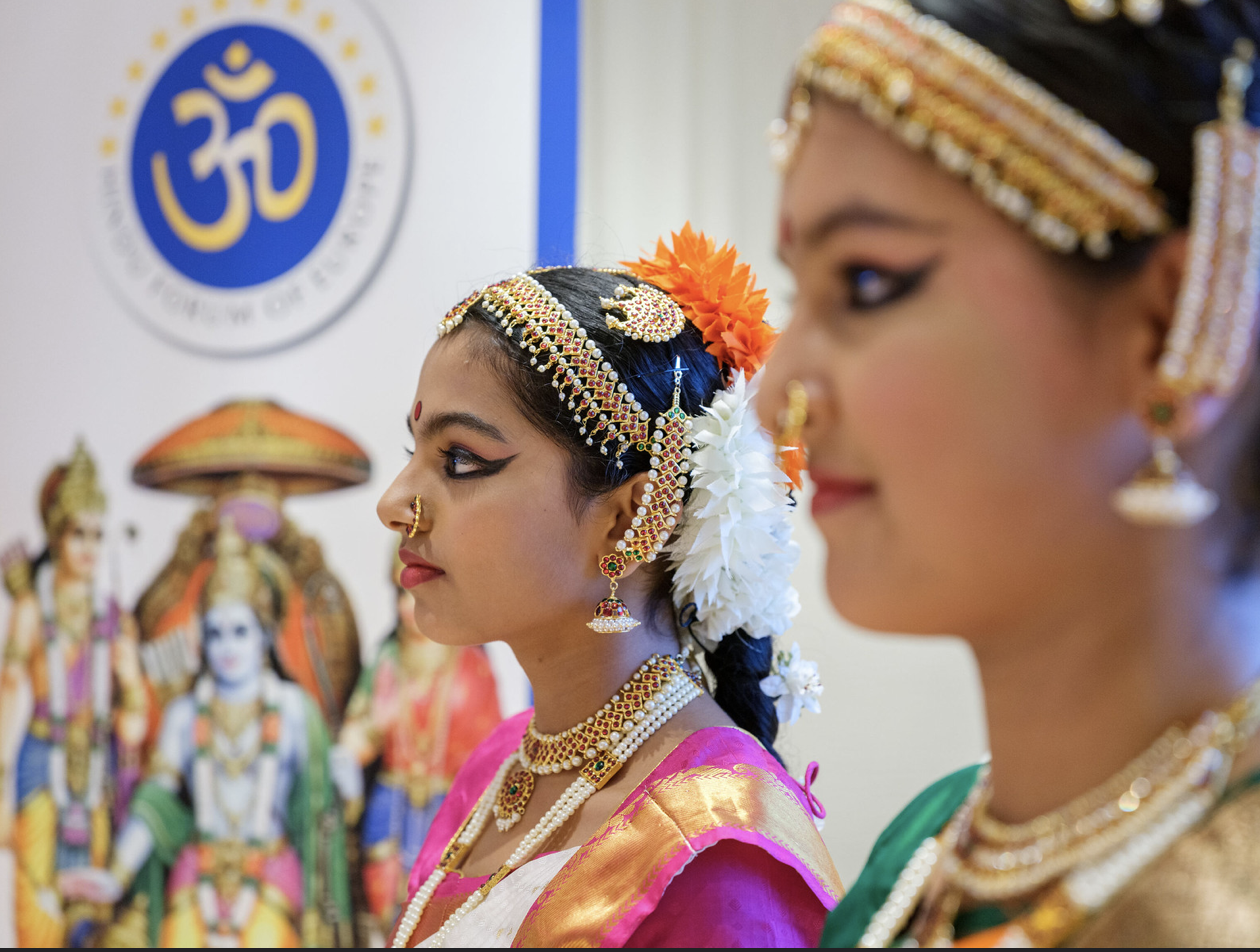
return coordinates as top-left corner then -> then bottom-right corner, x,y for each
600,283 -> 688,342
590,358 -> 694,634
770,0 -> 1170,258
1114,40 -> 1260,526
438,273 -> 652,458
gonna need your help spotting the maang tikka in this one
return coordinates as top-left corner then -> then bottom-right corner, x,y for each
435,272 -> 695,631
1113,40 -> 1260,527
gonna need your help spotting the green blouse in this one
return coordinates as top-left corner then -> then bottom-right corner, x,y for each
820,764 -> 1260,947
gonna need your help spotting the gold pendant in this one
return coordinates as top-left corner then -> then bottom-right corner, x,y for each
492,769 -> 535,832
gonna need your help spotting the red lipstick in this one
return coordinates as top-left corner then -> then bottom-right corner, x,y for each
398,548 -> 445,587
810,473 -> 875,518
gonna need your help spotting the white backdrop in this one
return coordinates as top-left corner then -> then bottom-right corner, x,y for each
0,0 -> 986,891
577,0 -> 987,884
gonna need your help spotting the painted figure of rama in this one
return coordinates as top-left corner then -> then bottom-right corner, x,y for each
0,440 -> 148,947
93,520 -> 354,947
131,400 -> 368,731
334,555 -> 502,943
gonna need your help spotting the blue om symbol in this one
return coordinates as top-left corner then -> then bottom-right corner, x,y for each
132,25 -> 349,288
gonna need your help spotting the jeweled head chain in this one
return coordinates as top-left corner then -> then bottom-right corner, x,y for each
773,0 -> 1260,527
436,225 -> 782,634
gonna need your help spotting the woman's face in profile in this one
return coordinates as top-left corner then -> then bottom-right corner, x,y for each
378,326 -> 616,649
762,100 -> 1150,642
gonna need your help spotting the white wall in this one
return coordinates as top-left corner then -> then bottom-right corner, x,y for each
0,0 -> 539,713
577,0 -> 988,885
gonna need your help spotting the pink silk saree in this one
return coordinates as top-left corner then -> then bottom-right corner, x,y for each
398,711 -> 843,947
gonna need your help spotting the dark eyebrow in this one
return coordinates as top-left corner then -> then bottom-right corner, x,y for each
791,202 -> 945,254
419,411 -> 508,444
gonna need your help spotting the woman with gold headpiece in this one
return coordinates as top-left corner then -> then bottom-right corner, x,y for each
758,0 -> 1260,945
82,520 -> 352,948
0,440 -> 147,947
377,229 -> 839,947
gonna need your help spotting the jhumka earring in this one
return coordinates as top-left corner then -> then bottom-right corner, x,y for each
408,495 -> 422,538
1113,40 -> 1260,527
1111,392 -> 1218,526
589,355 -> 693,634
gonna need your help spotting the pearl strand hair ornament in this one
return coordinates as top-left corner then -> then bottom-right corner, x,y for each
590,359 -> 694,634
391,663 -> 702,948
1114,40 -> 1260,527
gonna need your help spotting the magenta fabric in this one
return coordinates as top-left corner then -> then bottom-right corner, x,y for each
624,838 -> 828,947
405,712 -> 837,947
407,709 -> 531,895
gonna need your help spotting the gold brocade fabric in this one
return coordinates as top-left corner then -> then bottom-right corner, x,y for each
1069,781 -> 1260,946
511,763 -> 843,947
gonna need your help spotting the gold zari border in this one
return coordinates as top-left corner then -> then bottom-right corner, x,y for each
511,763 -> 843,947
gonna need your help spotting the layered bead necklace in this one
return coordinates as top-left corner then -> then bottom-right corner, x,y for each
391,654 -> 703,948
860,676 -> 1260,948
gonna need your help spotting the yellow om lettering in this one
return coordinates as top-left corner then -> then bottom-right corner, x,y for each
151,40 -> 318,253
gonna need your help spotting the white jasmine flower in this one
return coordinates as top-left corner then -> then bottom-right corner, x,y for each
759,642 -> 823,725
668,372 -> 800,650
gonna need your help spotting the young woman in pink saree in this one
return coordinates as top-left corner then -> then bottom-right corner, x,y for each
376,227 -> 841,947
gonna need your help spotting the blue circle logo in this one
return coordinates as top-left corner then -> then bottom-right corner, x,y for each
131,25 -> 349,289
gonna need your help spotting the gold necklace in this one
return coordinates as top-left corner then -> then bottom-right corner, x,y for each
210,696 -> 262,741
393,658 -> 703,948
492,654 -> 698,832
859,676 -> 1260,948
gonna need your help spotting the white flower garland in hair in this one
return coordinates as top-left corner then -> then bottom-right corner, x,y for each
760,642 -> 824,726
668,372 -> 802,651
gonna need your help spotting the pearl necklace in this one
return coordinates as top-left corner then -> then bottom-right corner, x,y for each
858,676 -> 1260,948
494,653 -> 694,832
391,661 -> 702,949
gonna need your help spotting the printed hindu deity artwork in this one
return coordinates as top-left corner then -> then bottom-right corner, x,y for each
87,520 -> 354,948
0,440 -> 148,947
130,399 -> 368,733
333,553 -> 502,945
89,1 -> 411,356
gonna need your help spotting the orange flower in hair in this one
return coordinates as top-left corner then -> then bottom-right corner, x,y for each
623,223 -> 776,379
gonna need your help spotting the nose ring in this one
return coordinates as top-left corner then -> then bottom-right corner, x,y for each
409,495 -> 423,538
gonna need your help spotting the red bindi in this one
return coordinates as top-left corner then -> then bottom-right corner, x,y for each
413,401 -> 422,421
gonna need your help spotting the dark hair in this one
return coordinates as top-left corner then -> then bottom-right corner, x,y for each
910,0 -> 1260,572
452,267 -> 783,762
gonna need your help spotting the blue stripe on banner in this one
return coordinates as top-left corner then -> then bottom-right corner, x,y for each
536,0 -> 580,267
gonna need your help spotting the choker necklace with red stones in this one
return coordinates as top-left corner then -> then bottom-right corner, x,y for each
493,652 -> 700,831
